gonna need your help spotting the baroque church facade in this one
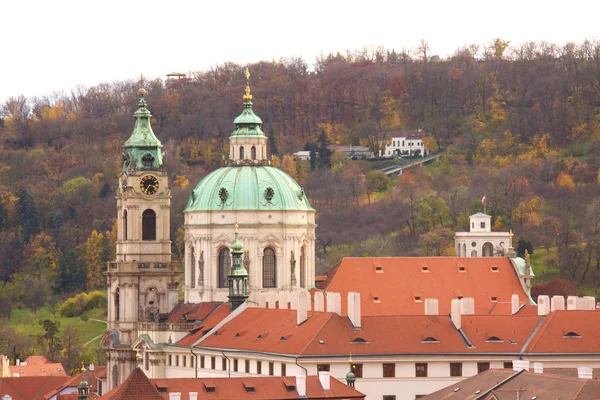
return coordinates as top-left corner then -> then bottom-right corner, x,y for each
103,72 -> 316,389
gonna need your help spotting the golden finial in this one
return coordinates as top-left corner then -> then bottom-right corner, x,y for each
243,67 -> 252,101
348,352 -> 353,363
81,361 -> 86,372
138,88 -> 147,96
235,218 -> 239,234
135,352 -> 141,361
509,229 -> 514,247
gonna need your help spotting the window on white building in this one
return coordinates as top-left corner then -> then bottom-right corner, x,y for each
450,363 -> 462,377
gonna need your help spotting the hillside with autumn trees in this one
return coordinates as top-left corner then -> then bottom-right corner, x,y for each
2,38 -> 600,336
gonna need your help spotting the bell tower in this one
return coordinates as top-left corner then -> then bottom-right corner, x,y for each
103,89 -> 180,390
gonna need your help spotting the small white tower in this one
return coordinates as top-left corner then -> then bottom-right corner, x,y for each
454,213 -> 511,257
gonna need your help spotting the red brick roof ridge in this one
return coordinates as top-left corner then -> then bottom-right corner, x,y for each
297,312 -> 338,356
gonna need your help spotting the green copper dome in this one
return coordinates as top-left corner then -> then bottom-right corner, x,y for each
186,166 -> 314,212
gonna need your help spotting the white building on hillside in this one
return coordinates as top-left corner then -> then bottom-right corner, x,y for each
384,130 -> 427,157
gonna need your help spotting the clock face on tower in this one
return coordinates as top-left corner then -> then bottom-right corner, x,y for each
140,175 -> 159,195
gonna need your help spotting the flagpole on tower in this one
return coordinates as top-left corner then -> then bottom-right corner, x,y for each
482,194 -> 486,215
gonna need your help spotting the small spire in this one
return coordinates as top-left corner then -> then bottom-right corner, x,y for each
81,361 -> 86,373
243,67 -> 252,102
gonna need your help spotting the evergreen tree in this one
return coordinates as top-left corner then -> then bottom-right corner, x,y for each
16,189 -> 40,243
55,247 -> 85,293
317,130 -> 332,169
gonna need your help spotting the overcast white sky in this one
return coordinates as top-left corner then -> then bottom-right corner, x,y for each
2,0 -> 600,104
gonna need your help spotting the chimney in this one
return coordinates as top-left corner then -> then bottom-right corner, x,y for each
513,360 -> 530,372
297,292 -> 308,325
89,363 -> 95,372
169,393 -> 181,400
424,299 -> 439,316
460,298 -> 474,315
537,295 -> 550,315
318,371 -> 331,391
578,367 -> 593,379
511,294 -> 520,315
16,359 -> 20,366
533,362 -> 543,374
348,292 -> 361,329
551,296 -> 565,312
278,292 -> 288,309
451,299 -> 461,330
567,296 -> 577,310
584,296 -> 596,310
296,375 -> 306,397
326,292 -> 341,316
290,291 -> 298,310
314,292 -> 325,312
189,392 -> 198,400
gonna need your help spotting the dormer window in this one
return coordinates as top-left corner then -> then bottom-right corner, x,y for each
351,337 -> 368,344
491,265 -> 499,272
459,265 -> 466,272
563,331 -> 581,338
371,291 -> 381,303
486,336 -> 504,342
421,337 -> 440,343
490,296 -> 498,302
413,292 -> 422,302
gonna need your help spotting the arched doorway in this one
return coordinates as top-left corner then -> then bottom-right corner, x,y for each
482,242 -> 494,257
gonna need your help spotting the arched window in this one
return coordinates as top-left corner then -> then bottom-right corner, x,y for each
112,364 -> 119,389
114,287 -> 120,321
463,243 -> 466,256
190,246 -> 196,288
123,210 -> 128,240
142,209 -> 156,241
240,146 -> 245,160
300,245 -> 306,288
263,248 -> 276,288
251,146 -> 256,160
218,248 -> 231,288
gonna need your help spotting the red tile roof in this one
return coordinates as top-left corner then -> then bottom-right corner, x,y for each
423,369 -> 600,400
24,356 -> 50,365
9,363 -> 67,377
196,308 -> 478,355
165,302 -> 223,323
460,315 -> 542,353
100,368 -> 163,400
317,257 -> 530,316
101,368 -> 364,400
43,366 -> 107,399
176,304 -> 232,347
0,376 -> 70,400
389,130 -> 425,140
525,310 -> 600,354
149,376 -> 364,399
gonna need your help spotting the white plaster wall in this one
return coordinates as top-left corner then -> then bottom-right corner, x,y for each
184,209 -> 316,303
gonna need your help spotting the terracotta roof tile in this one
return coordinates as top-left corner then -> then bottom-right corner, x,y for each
423,369 -> 600,400
0,376 -> 70,400
9,363 -> 67,377
196,308 -> 477,355
100,367 -> 163,400
525,310 -> 600,354
44,366 -> 107,399
460,315 -> 542,353
23,356 -> 49,365
318,257 -> 530,316
165,302 -> 223,323
176,303 -> 232,347
149,375 -> 364,399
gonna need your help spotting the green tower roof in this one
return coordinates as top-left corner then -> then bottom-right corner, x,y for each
121,89 -> 164,172
231,68 -> 266,138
